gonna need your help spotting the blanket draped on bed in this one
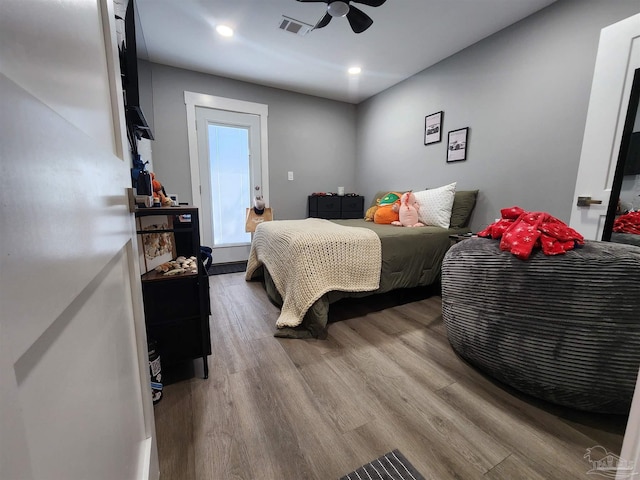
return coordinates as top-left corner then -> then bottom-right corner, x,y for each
245,218 -> 382,329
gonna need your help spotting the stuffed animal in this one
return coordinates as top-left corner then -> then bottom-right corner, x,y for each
373,192 -> 401,224
392,191 -> 424,227
364,198 -> 380,221
151,172 -> 172,206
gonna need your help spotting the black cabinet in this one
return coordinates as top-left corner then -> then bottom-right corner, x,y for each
135,206 -> 211,380
308,195 -> 364,219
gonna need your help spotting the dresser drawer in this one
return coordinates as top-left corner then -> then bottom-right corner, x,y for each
308,194 -> 364,219
341,196 -> 364,213
309,196 -> 341,217
316,196 -> 340,212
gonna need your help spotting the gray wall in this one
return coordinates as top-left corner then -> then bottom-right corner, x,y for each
146,63 -> 357,220
355,0 -> 640,231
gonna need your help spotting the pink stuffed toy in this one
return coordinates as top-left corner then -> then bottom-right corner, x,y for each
392,191 -> 424,227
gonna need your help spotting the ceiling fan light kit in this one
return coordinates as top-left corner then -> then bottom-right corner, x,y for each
327,1 -> 350,17
296,0 -> 387,34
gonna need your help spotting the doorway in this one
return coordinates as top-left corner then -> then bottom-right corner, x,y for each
196,107 -> 260,263
185,92 -> 269,265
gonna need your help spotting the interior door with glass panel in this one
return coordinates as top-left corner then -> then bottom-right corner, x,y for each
196,107 -> 261,264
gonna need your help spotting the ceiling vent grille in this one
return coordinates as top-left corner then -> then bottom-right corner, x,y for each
279,16 -> 313,36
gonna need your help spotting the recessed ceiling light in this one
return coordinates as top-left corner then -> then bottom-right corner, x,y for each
216,25 -> 234,37
348,66 -> 362,75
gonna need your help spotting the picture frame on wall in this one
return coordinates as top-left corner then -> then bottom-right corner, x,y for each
424,111 -> 443,145
447,127 -> 469,162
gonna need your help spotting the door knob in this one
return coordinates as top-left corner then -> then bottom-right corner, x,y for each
577,196 -> 603,207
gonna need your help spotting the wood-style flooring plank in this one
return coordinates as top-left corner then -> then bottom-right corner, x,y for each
154,273 -> 626,480
225,365 -> 318,480
297,352 -> 385,434
189,373 -> 254,480
154,379 -> 196,480
341,412 -> 487,480
484,453 -> 551,480
328,321 -> 511,475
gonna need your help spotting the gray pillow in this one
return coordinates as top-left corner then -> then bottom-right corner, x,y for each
449,190 -> 479,228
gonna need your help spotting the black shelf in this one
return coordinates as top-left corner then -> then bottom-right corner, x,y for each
135,206 -> 211,381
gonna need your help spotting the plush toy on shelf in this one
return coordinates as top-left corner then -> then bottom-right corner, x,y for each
151,172 -> 172,207
392,191 -> 424,227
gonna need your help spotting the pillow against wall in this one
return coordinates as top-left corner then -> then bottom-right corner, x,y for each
413,182 -> 457,229
450,190 -> 479,229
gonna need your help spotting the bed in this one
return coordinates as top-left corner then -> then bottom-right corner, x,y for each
245,188 -> 478,339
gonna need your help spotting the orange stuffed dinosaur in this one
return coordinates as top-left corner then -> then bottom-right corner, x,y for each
373,192 -> 402,224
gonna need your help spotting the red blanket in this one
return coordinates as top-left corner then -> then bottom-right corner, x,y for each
613,211 -> 640,235
477,206 -> 584,260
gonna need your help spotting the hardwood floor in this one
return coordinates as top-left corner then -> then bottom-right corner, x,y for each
154,273 -> 628,479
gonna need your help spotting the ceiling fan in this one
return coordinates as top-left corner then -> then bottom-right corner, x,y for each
296,0 -> 387,34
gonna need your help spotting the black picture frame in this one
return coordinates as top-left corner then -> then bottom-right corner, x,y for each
424,111 -> 443,145
447,127 -> 469,162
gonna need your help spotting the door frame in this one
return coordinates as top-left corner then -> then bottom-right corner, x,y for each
185,92 -> 269,243
569,13 -> 640,241
568,13 -> 640,479
195,107 -> 260,263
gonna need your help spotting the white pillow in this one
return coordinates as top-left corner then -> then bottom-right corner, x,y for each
413,182 -> 457,228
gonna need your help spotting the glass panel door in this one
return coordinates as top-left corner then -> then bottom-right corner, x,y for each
196,107 -> 261,264
208,124 -> 251,246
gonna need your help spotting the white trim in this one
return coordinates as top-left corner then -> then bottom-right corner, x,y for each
184,91 -> 269,218
101,2 -> 159,478
99,0 -> 127,161
620,370 -> 640,480
137,437 -> 153,480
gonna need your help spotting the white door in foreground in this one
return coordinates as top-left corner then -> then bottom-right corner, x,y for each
0,1 -> 157,478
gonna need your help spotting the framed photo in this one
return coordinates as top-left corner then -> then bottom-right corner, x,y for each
424,111 -> 443,145
447,127 -> 469,162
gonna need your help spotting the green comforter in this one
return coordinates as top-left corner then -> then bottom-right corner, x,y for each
253,219 -> 469,338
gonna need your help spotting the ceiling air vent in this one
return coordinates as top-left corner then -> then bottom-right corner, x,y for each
279,16 -> 313,36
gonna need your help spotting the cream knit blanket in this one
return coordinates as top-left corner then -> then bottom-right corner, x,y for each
245,218 -> 382,328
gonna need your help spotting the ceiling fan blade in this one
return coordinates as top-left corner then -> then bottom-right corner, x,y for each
351,0 -> 386,7
346,5 -> 373,33
315,12 -> 332,29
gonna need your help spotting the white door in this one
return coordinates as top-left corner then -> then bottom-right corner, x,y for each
569,14 -> 640,240
0,1 -> 157,479
568,13 -> 640,477
196,107 -> 262,264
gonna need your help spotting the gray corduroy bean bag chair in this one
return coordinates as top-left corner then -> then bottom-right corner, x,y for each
441,237 -> 640,414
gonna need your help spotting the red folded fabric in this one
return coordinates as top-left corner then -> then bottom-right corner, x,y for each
613,211 -> 640,235
477,206 -> 584,260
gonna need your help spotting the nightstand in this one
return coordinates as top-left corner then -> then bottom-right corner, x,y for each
308,195 -> 364,219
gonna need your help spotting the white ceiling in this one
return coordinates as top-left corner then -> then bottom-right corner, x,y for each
135,0 -> 557,104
